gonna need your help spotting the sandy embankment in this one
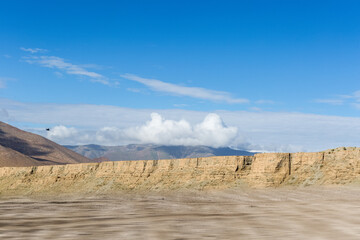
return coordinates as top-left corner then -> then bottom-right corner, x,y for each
0,147 -> 359,196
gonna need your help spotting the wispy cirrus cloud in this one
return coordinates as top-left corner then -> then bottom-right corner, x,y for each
20,47 -> 47,54
23,55 -> 110,85
122,74 -> 249,104
255,100 -> 275,104
342,90 -> 360,101
314,99 -> 344,105
0,77 -> 16,89
315,90 -> 360,108
0,79 -> 5,89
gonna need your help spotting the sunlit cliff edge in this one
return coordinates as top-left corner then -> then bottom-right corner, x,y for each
0,147 -> 359,196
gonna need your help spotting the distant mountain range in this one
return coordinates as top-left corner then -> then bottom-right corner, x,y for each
65,144 -> 255,161
0,121 -> 254,167
0,121 -> 96,167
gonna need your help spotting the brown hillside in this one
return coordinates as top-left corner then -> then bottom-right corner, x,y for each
0,145 -> 41,167
0,121 -> 93,167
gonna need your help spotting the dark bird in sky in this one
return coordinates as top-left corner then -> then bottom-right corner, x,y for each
46,128 -> 50,131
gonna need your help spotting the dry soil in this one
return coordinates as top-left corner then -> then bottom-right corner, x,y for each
1,186 -> 360,239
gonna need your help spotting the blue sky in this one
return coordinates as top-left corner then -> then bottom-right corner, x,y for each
1,0 -> 360,151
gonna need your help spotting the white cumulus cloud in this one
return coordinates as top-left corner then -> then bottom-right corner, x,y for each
124,113 -> 237,147
47,125 -> 78,140
45,113 -> 238,148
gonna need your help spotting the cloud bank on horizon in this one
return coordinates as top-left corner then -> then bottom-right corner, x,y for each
2,99 -> 360,152
47,113 -> 238,148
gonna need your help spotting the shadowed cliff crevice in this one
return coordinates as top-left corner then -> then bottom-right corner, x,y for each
289,153 -> 292,175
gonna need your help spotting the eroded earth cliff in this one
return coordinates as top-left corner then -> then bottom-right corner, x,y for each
0,147 -> 359,196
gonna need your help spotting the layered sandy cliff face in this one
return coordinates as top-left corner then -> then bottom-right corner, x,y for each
0,147 -> 359,195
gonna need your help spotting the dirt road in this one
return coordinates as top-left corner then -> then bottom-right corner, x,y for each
1,187 -> 360,239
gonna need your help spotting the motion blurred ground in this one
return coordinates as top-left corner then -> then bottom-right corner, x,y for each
1,187 -> 359,239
